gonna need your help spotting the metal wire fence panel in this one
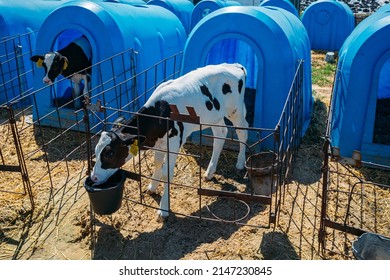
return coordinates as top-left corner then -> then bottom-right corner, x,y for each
0,31 -> 37,107
319,128 -> 390,259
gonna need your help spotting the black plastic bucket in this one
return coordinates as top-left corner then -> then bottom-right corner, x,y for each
84,169 -> 125,215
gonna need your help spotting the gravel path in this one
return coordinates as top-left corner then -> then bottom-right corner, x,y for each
300,0 -> 388,13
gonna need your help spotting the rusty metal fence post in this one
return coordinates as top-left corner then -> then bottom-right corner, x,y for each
0,105 -> 34,210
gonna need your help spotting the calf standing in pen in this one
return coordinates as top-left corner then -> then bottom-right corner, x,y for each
91,63 -> 249,219
31,36 -> 92,109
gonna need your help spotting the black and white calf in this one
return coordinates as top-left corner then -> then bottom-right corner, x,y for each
31,36 -> 92,109
91,63 -> 249,218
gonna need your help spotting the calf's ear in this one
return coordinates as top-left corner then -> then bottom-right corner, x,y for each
116,132 -> 146,146
30,55 -> 44,68
111,117 -> 127,130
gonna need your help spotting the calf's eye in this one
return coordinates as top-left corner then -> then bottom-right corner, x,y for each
103,149 -> 114,159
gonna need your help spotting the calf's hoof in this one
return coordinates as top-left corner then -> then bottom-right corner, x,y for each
157,209 -> 169,222
146,183 -> 158,194
236,162 -> 245,170
203,172 -> 214,182
146,189 -> 156,195
203,176 -> 213,182
236,168 -> 247,179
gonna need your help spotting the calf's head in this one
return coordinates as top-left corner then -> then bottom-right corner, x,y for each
31,52 -> 68,84
90,131 -> 144,184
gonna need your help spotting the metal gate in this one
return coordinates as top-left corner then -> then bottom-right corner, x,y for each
319,121 -> 390,259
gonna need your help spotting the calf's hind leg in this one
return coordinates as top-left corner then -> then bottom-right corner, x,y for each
204,122 -> 228,181
229,106 -> 248,170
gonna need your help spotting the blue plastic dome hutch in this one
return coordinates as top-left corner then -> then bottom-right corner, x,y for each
190,0 -> 241,31
329,8 -> 390,165
259,0 -> 299,17
301,0 -> 355,51
0,0 -> 64,105
183,6 -> 313,148
31,0 -> 187,129
147,0 -> 194,34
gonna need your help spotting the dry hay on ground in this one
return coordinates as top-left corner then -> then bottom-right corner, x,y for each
0,110 -> 90,259
320,161 -> 390,258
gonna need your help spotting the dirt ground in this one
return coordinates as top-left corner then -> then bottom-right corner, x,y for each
2,52 -> 386,260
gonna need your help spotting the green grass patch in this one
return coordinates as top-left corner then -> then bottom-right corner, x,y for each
311,54 -> 337,87
311,52 -> 337,87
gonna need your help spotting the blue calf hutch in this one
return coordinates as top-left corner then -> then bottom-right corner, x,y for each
190,0 -> 241,31
182,6 -> 312,148
147,0 -> 194,34
31,0 -> 187,129
329,8 -> 390,166
99,0 -> 145,3
301,0 -> 355,51
0,0 -> 146,106
377,3 -> 390,13
259,0 -> 299,17
0,0 -> 64,105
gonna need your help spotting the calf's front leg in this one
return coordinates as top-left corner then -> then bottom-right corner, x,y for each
82,74 -> 89,97
147,150 -> 165,193
157,140 -> 180,219
70,74 -> 85,109
72,81 -> 82,109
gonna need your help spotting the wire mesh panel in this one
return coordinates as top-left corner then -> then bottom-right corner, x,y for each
319,133 -> 390,259
0,31 -> 37,107
0,100 -> 89,259
0,31 -> 39,258
0,105 -> 35,260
